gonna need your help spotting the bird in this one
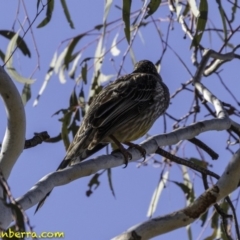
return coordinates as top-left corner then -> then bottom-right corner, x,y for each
35,60 -> 170,212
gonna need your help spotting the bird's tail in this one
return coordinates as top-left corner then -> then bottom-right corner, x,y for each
34,143 -> 108,213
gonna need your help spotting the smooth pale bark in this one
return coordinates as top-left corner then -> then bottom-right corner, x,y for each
0,66 -> 26,180
0,66 -> 26,230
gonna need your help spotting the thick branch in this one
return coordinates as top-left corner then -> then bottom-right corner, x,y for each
0,67 -> 26,179
112,149 -> 240,240
0,67 -> 26,230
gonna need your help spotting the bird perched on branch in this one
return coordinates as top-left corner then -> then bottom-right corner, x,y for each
35,60 -> 170,212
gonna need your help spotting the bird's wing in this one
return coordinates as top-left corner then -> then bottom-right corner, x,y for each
88,73 -> 159,138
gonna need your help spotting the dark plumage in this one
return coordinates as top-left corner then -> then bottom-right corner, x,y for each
35,60 -> 170,212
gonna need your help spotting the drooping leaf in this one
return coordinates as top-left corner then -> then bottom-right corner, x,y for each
59,65 -> 67,84
33,51 -> 57,106
122,0 -> 132,43
103,0 -> 113,24
172,181 -> 193,201
216,0 -> 227,41
81,62 -> 88,84
60,111 -> 72,150
107,168 -> 115,197
0,30 -> 31,57
200,210 -> 209,227
147,170 -> 169,218
186,224 -> 193,240
176,3 -> 183,19
191,0 -> 208,48
182,3 -> 190,17
181,166 -> 195,203
68,52 -> 82,79
21,84 -> 31,106
37,0 -> 54,28
88,70 -> 102,106
189,157 -> 209,169
37,0 -> 41,12
86,173 -> 101,197
0,49 -> 5,61
60,0 -> 75,29
5,33 -> 35,84
55,47 -> 68,74
69,114 -> 79,138
188,0 -> 200,17
69,88 -> 78,107
64,34 -> 86,68
79,86 -> 86,117
145,0 -> 161,19
111,32 -> 121,56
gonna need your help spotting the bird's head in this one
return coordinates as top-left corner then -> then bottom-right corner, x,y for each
133,60 -> 159,76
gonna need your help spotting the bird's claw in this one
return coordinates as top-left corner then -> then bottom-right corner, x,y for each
124,142 -> 146,161
111,149 -> 132,168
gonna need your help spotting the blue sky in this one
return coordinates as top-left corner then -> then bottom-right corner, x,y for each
1,1 -> 240,239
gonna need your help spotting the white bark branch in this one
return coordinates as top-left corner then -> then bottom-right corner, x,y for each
112,149 -> 240,240
0,66 -> 26,180
0,66 -> 26,230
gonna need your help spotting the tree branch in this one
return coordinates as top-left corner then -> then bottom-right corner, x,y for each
0,66 -> 26,230
0,67 -> 26,180
112,149 -> 240,240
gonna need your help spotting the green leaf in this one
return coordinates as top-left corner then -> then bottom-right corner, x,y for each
216,0 -> 227,41
33,51 -> 57,106
172,181 -> 194,202
37,0 -> 54,28
88,70 -> 102,105
21,84 -> 31,106
37,0 -> 41,12
107,169 -> 115,197
182,3 -> 190,17
191,0 -> 208,48
145,0 -> 161,19
79,86 -> 86,118
0,49 -> 5,61
103,0 -> 113,24
0,30 -> 31,57
59,65 -> 67,84
211,209 -> 219,229
188,0 -> 200,17
147,170 -> 169,218
64,34 -> 85,68
181,166 -> 195,203
61,111 -> 72,150
81,62 -> 88,84
111,33 -> 121,56
189,157 -> 209,169
122,0 -> 132,43
60,0 -> 75,29
69,88 -> 78,107
5,33 -> 35,84
69,115 -> 79,138
68,53 -> 82,79
200,210 -> 209,226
